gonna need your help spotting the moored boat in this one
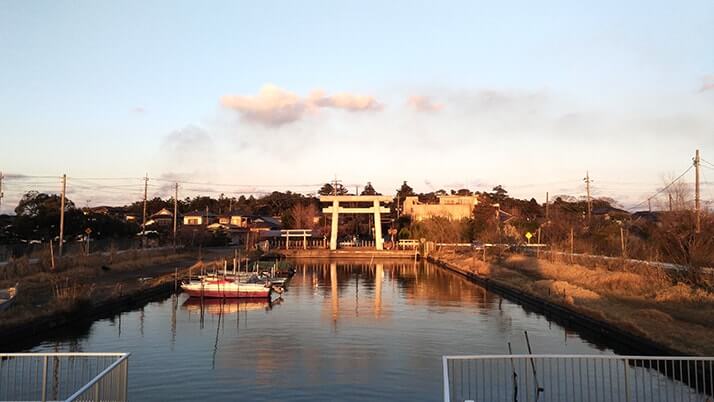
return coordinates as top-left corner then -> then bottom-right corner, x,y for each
181,276 -> 272,298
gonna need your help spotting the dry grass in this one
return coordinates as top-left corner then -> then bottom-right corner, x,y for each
0,248 -> 198,337
435,250 -> 714,355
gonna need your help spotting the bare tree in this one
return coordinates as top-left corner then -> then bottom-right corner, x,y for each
657,173 -> 693,211
289,202 -> 318,229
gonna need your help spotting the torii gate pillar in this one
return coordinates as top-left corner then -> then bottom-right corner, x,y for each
330,199 -> 339,251
321,195 -> 392,251
373,199 -> 383,250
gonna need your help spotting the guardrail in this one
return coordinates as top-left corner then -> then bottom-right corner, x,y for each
443,355 -> 714,402
0,352 -> 129,402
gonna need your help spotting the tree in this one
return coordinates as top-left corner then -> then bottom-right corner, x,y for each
288,202 -> 319,229
13,191 -> 83,240
360,182 -> 380,195
396,181 -> 415,199
15,191 -> 74,217
491,185 -> 508,203
318,182 -> 348,196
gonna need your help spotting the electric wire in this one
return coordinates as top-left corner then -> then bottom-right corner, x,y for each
628,165 -> 694,210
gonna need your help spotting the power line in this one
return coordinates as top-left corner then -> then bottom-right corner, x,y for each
628,164 -> 694,210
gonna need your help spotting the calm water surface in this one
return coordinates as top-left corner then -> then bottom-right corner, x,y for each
24,261 -> 615,401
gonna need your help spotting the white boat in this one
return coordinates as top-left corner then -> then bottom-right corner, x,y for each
181,276 -> 272,299
0,283 -> 18,312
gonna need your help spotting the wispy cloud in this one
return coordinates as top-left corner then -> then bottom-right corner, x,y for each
132,106 -> 146,113
220,84 -> 382,127
407,95 -> 443,112
163,125 -> 214,155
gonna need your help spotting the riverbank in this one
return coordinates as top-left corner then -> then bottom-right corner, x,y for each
429,250 -> 714,356
0,248 -> 205,346
280,248 -> 419,259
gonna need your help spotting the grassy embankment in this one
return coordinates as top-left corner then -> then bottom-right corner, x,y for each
0,247 -> 201,343
433,250 -> 714,356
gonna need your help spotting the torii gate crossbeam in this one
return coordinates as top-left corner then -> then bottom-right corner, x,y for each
320,195 -> 392,251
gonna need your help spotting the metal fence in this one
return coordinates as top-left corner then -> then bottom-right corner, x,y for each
443,355 -> 714,402
0,353 -> 129,402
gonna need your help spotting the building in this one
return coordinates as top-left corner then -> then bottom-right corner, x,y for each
402,195 -> 479,221
147,208 -> 175,227
182,210 -> 217,226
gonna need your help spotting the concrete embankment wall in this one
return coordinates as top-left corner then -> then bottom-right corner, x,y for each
280,248 -> 419,259
427,255 -> 683,356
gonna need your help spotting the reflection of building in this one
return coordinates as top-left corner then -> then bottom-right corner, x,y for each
402,195 -> 479,221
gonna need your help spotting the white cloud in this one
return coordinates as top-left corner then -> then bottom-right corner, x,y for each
220,84 -> 382,127
407,95 -> 443,112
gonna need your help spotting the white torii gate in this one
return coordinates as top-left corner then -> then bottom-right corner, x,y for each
320,195 -> 392,251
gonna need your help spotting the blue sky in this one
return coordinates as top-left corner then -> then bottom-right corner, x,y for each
1,0 -> 713,212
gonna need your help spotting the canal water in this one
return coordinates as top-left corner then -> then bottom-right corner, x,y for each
22,261 -> 616,401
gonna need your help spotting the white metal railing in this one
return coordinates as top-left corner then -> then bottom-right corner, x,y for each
0,352 -> 129,402
443,355 -> 714,402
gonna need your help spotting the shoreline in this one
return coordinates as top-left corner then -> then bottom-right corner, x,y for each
427,255 -> 681,356
0,252 -> 203,349
427,255 -> 713,356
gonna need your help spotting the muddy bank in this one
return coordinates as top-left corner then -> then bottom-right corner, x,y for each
429,252 -> 714,356
0,251 -> 204,347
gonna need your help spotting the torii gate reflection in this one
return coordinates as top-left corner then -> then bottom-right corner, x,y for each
329,262 -> 385,326
320,195 -> 393,250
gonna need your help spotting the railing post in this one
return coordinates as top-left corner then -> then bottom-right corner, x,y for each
41,355 -> 48,402
443,356 -> 451,402
623,358 -> 630,402
94,381 -> 100,402
123,356 -> 129,401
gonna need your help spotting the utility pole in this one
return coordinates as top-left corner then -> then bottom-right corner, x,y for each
0,171 -> 4,212
695,149 -> 701,234
59,174 -> 66,257
584,172 -> 592,221
331,175 -> 341,196
648,198 -> 652,212
545,192 -> 549,221
142,174 -> 148,248
173,182 -> 178,247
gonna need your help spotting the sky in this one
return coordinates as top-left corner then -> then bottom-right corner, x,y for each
1,0 -> 713,213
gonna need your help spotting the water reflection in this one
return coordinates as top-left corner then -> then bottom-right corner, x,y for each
21,260 -> 623,402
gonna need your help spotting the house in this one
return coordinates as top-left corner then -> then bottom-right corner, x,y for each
183,210 -> 217,226
402,195 -> 479,221
217,211 -> 251,227
249,215 -> 283,231
148,208 -> 175,227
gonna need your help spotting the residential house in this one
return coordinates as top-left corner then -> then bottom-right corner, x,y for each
148,208 -> 175,227
183,210 -> 217,226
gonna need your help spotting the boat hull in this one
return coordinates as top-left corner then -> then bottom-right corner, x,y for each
181,281 -> 270,299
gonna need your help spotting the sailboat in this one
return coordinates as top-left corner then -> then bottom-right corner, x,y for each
181,275 -> 273,298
